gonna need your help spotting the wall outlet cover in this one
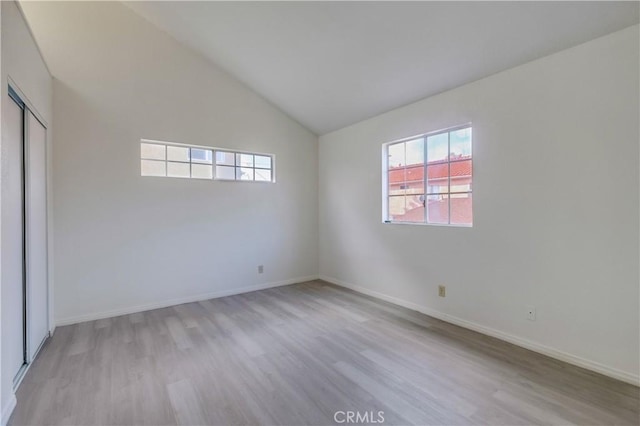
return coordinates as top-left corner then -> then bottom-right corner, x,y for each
438,285 -> 446,297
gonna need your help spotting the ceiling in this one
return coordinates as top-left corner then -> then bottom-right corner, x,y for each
27,1 -> 640,135
123,1 -> 639,135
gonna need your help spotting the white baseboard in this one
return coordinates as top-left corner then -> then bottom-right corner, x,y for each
1,393 -> 17,426
319,275 -> 640,387
56,275 -> 318,327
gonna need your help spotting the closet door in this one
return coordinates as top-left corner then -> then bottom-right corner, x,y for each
26,110 -> 48,361
3,95 -> 26,381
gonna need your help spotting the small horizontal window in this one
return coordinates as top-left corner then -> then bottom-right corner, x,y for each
140,140 -> 274,183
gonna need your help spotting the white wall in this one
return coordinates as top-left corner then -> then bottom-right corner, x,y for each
0,1 -> 53,423
319,25 -> 639,384
19,1 -> 318,326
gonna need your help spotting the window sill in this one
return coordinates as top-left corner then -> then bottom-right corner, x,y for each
382,221 -> 472,228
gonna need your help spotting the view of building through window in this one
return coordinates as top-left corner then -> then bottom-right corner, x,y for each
385,126 -> 472,226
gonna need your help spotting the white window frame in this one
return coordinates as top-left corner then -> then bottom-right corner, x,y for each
382,124 -> 472,227
140,139 -> 276,183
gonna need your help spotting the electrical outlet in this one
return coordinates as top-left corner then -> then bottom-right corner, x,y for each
438,285 -> 446,297
526,306 -> 536,321
258,265 -> 264,274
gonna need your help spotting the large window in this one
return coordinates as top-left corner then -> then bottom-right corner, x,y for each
140,140 -> 274,183
383,125 -> 472,226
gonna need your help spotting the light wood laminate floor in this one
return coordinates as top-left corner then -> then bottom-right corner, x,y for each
9,280 -> 639,425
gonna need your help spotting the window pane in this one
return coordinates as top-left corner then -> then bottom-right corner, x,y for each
237,167 -> 254,181
450,184 -> 471,192
427,132 -> 448,163
141,143 -> 165,160
388,168 -> 406,194
216,151 -> 235,166
236,153 -> 254,167
167,161 -> 190,178
427,162 -> 449,194
450,193 -> 472,226
388,186 -> 403,197
388,195 -> 406,219
389,195 -> 424,223
405,138 -> 424,166
216,165 -> 235,180
254,155 -> 272,169
255,169 -> 272,182
404,194 -> 425,222
427,194 -> 449,224
404,179 -> 424,195
389,163 -> 424,194
450,127 -> 472,160
191,148 -> 213,164
191,164 -> 213,179
167,146 -> 189,162
141,159 -> 166,176
388,142 -> 405,168
450,159 -> 472,193
405,164 -> 424,188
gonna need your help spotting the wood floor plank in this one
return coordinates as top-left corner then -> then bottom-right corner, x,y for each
167,380 -> 208,426
9,280 -> 640,426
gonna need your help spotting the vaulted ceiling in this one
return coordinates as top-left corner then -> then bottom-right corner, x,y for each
24,1 -> 640,135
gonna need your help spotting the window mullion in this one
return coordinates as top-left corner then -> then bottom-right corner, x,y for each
387,148 -> 392,221
213,150 -> 217,180
423,137 -> 428,224
448,131 -> 451,224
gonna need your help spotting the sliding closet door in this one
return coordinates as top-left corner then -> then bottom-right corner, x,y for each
26,111 -> 48,361
4,96 -> 26,381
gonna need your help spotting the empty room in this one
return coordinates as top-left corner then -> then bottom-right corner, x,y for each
1,1 -> 638,425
